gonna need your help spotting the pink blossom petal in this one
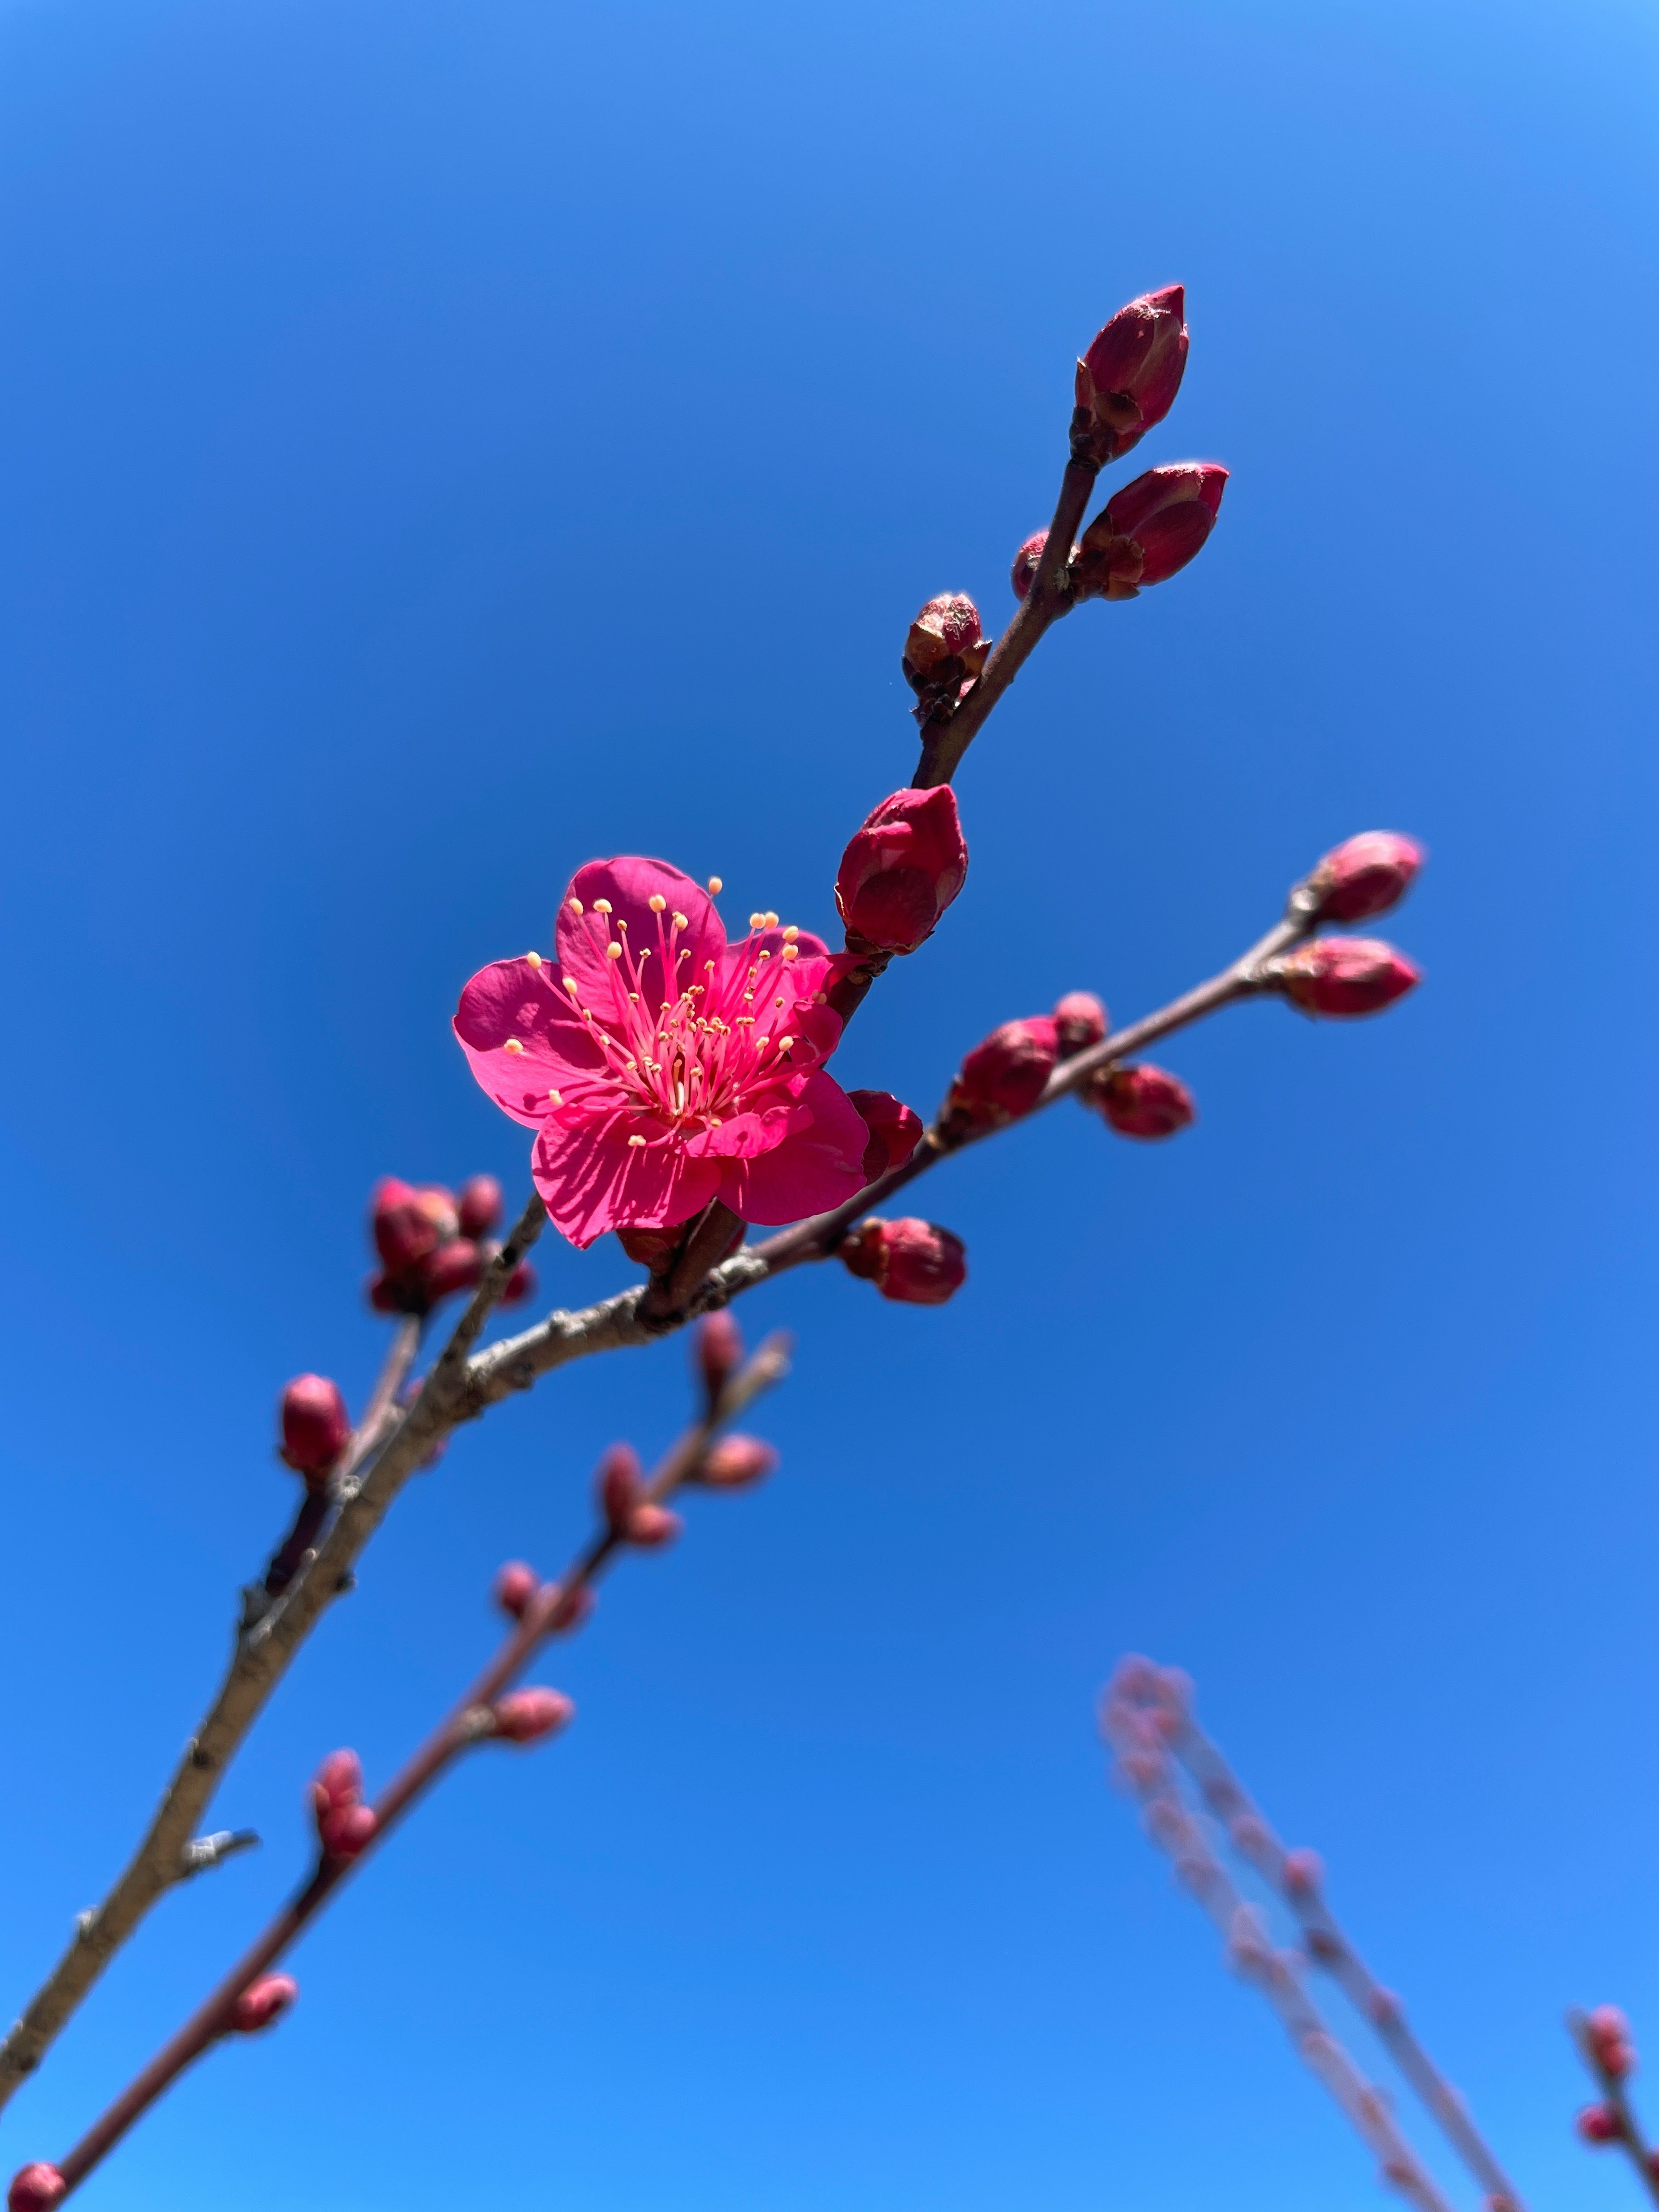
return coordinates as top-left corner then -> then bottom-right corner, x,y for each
557,858 -> 725,1022
714,1071 -> 869,1223
454,958 -> 606,1128
531,1118 -> 722,1249
683,1104 -> 794,1160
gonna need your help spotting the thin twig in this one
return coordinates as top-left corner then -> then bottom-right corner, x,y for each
1568,2009 -> 1659,2207
41,1336 -> 789,2201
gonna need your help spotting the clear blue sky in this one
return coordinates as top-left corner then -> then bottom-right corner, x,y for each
1,2 -> 1656,2206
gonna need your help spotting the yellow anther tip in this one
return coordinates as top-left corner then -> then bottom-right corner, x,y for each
781,925 -> 799,941
781,944 -> 798,960
504,1038 -> 524,1055
648,893 -> 667,912
606,942 -> 623,960
707,875 -> 723,894
748,912 -> 765,929
626,1134 -> 646,1147
548,1088 -> 562,1104
763,911 -> 779,928
593,898 -> 613,914
567,898 -> 584,915
525,950 -> 543,968
672,911 -> 689,929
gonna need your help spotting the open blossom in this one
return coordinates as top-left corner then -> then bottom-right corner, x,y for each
455,859 -> 872,1248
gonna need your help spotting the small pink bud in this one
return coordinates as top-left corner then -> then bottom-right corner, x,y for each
493,1560 -> 540,1620
835,787 -> 969,955
1577,2103 -> 1624,2145
1306,1928 -> 1343,1963
1274,937 -> 1421,1018
839,1216 -> 967,1306
1011,531 -> 1048,601
846,1089 -> 925,1182
1052,990 -> 1107,1055
545,1582 -> 596,1634
699,1436 -> 779,1490
1368,1987 -> 1403,2027
902,593 -> 989,720
492,1686 -> 575,1744
624,1502 -> 683,1548
7,2166 -> 65,2212
1086,1063 -> 1195,1140
617,1222 -> 684,1270
948,1016 -> 1060,1124
696,1309 -> 744,1405
318,1802 -> 378,1860
417,1236 -> 483,1305
415,1184 -> 460,1241
279,1374 -> 351,1485
311,1748 -> 363,1815
1074,285 -> 1189,467
456,1173 -> 504,1239
1590,2007 -> 1637,2078
500,1257 -> 537,1306
597,1443 -> 644,1532
1309,832 -> 1424,924
372,1176 -> 443,1273
1073,464 -> 1228,600
1282,1848 -> 1324,1896
232,1974 -> 298,2034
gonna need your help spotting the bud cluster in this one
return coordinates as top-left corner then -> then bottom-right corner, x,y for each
901,592 -> 989,724
939,982 -> 1119,1141
310,1748 -> 378,1862
367,1174 -> 536,1317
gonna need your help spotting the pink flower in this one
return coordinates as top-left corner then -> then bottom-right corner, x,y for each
836,788 -> 969,954
455,859 -> 872,1248
232,1975 -> 298,2034
1074,464 -> 1228,599
457,1173 -> 503,1238
279,1375 -> 351,1486
493,1560 -> 540,1620
1074,285 -> 1189,466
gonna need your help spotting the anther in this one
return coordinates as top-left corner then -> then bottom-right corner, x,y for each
782,945 -> 798,961
648,894 -> 667,912
568,898 -> 584,915
525,950 -> 543,968
777,1036 -> 793,1054
782,925 -> 799,941
707,876 -> 723,894
627,1135 -> 646,1147
763,910 -> 779,928
593,899 -> 613,915
749,912 -> 765,929
504,1039 -> 525,1055
548,1089 -> 562,1104
672,911 -> 688,929
564,977 -> 580,997
774,996 -> 785,1008
606,943 -> 623,960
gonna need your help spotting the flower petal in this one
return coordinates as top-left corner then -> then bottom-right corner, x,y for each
531,1117 -> 722,1249
454,958 -> 606,1129
557,858 -> 726,1024
715,1070 -> 870,1224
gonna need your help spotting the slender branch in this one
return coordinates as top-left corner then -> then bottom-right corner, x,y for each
0,1217 -> 540,2113
1569,2009 -> 1659,2207
42,1335 -> 789,2200
912,455 -> 1098,789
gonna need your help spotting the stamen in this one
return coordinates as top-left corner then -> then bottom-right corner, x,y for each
504,1039 -> 525,1055
672,911 -> 688,929
707,875 -> 723,894
781,945 -> 798,962
568,898 -> 584,915
756,949 -> 771,962
627,1134 -> 646,1147
748,912 -> 765,929
763,910 -> 779,928
782,925 -> 799,942
548,1089 -> 562,1104
563,977 -> 580,997
593,899 -> 613,915
774,996 -> 785,1008
525,950 -> 543,968
606,942 -> 623,960
777,1036 -> 793,1054
648,893 -> 667,912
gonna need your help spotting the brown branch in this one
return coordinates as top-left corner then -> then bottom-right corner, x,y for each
38,1333 -> 789,2202
912,455 -> 1098,790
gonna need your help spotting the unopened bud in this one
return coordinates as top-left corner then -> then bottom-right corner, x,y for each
1073,285 -> 1189,468
1085,1063 -> 1195,1140
846,1089 -> 925,1182
902,593 -> 989,721
624,1502 -> 683,1548
232,1974 -> 298,2034
1282,1848 -> 1323,1896
279,1374 -> 351,1486
597,1443 -> 644,1531
1577,2103 -> 1624,2145
1272,937 -> 1421,1019
1011,531 -> 1048,602
7,2166 -> 65,2212
318,1802 -> 378,1860
1072,464 -> 1228,600
1308,832 -> 1424,924
1589,2006 -> 1637,2078
835,786 -> 969,955
456,1173 -> 504,1239
415,1184 -> 460,1241
371,1177 -> 444,1273
493,1560 -> 540,1620
617,1222 -> 684,1271
492,1686 -> 575,1745
311,1748 -> 363,1815
698,1436 -> 779,1490
1052,990 -> 1107,1055
500,1257 -> 537,1306
946,1016 -> 1059,1127
840,1216 -> 966,1306
696,1309 -> 745,1405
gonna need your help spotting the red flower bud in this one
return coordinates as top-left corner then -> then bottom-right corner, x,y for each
456,1173 -> 504,1239
1011,531 -> 1048,601
279,1375 -> 351,1485
311,1748 -> 363,1815
1074,285 -> 1189,467
1577,2103 -> 1624,2145
1589,2007 -> 1637,2078
318,1802 -> 378,1860
371,1177 -> 444,1273
1074,464 -> 1228,600
835,786 -> 969,955
597,1443 -> 644,1532
1087,1064 -> 1195,1140
500,1257 -> 537,1306
1274,937 -> 1421,1018
1052,991 -> 1107,1055
232,1974 -> 298,2034
415,1184 -> 459,1240
698,1436 -> 779,1490
7,2166 -> 65,2212
492,1686 -> 575,1744
417,1236 -> 484,1305
846,1089 -> 925,1182
840,1216 -> 966,1306
1282,1848 -> 1323,1896
949,1016 -> 1059,1124
1309,832 -> 1424,924
493,1560 -> 540,1620
617,1222 -> 684,1270
696,1309 -> 744,1405
624,1502 -> 683,1548
902,593 -> 989,720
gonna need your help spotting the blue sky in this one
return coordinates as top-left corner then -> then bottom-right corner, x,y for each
1,1 -> 1656,2205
